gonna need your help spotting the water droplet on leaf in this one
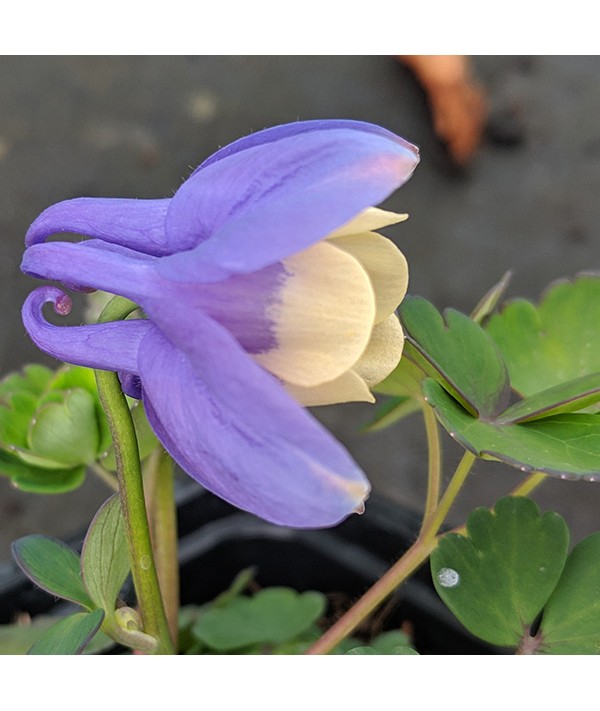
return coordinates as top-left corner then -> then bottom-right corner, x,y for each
437,567 -> 460,588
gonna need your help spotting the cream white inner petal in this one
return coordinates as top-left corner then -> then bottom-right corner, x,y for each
285,369 -> 375,407
353,314 -> 405,387
329,232 -> 409,323
326,207 -> 408,239
253,241 -> 376,388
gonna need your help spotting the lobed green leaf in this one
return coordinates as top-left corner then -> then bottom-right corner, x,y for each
487,274 -> 600,400
431,496 -> 569,647
27,389 -> 99,467
345,645 -> 419,655
192,588 -> 326,652
0,448 -> 85,493
400,296 -> 510,420
538,531 -> 600,654
425,380 -> 600,479
497,373 -> 600,424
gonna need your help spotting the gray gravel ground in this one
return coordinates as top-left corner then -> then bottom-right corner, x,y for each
1,56 -> 599,569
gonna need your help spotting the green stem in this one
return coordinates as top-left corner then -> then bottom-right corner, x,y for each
420,450 -> 477,544
144,447 -> 180,649
511,471 -> 547,498
420,403 -> 442,529
306,536 -> 436,655
306,449 -> 477,655
94,296 -> 174,655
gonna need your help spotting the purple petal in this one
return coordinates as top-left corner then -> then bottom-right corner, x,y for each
195,119 -> 419,173
159,125 -> 419,283
22,240 -> 280,357
143,262 -> 282,356
138,315 -> 369,528
119,372 -> 143,399
24,197 -> 179,256
80,238 -> 158,262
22,286 -> 151,372
21,241 -> 157,302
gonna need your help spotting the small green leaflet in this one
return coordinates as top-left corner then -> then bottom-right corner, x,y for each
81,494 -> 130,612
12,535 -> 94,610
0,616 -> 113,655
27,609 -> 105,655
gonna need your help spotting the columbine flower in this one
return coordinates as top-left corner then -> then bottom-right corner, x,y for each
21,120 -> 419,527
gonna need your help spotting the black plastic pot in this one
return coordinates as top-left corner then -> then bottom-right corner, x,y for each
0,486 -> 494,654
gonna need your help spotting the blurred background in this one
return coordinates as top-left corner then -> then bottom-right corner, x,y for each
1,56 -> 599,568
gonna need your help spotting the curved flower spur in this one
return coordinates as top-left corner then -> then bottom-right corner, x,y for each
21,120 -> 419,528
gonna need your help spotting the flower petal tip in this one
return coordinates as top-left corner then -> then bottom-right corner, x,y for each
24,285 -> 73,317
354,501 -> 366,516
54,292 -> 72,316
329,475 -> 371,523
